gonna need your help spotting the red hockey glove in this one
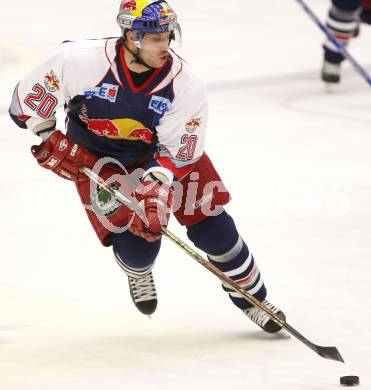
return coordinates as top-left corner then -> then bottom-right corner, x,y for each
129,181 -> 173,242
31,130 -> 98,181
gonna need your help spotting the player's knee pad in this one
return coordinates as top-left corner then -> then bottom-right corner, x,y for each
112,230 -> 161,277
186,210 -> 239,256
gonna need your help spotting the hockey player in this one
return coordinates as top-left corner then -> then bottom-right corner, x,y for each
9,0 -> 285,334
322,0 -> 371,83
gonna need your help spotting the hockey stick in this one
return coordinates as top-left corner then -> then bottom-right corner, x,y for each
81,166 -> 344,363
295,0 -> 371,86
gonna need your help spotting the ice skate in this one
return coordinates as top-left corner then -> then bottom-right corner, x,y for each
128,272 -> 157,316
244,299 -> 286,334
321,60 -> 341,83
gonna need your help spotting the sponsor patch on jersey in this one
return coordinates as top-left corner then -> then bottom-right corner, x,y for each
186,118 -> 201,133
84,83 -> 119,103
44,70 -> 60,92
149,95 -> 172,115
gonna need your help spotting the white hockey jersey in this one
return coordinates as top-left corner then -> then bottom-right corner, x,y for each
9,37 -> 208,181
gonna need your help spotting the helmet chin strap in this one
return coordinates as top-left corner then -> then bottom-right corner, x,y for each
123,40 -> 155,71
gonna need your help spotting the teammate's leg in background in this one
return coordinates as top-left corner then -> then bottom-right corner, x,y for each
360,0 -> 371,23
112,230 -> 161,315
322,0 -> 362,83
187,211 -> 285,334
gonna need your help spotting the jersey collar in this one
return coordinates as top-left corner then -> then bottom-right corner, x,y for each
119,45 -> 168,94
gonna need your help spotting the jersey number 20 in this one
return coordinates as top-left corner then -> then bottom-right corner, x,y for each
24,83 -> 58,119
176,134 -> 198,161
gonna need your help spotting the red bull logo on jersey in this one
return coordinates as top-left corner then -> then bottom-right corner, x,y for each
79,115 -> 154,143
84,83 -> 119,103
128,127 -> 153,144
80,117 -> 120,137
186,118 -> 201,133
44,70 -> 60,92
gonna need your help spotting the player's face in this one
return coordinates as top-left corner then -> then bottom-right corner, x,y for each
140,32 -> 171,68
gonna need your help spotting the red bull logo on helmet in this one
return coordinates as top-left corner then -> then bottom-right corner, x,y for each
159,7 -> 170,16
121,0 -> 137,12
158,5 -> 176,24
79,115 -> 154,143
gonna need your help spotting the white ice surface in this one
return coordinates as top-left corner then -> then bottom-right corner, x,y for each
1,0 -> 371,389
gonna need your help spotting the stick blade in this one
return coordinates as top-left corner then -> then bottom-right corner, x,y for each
316,346 -> 344,363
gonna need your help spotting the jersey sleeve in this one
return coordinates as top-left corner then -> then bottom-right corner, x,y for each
145,69 -> 208,183
9,45 -> 66,136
